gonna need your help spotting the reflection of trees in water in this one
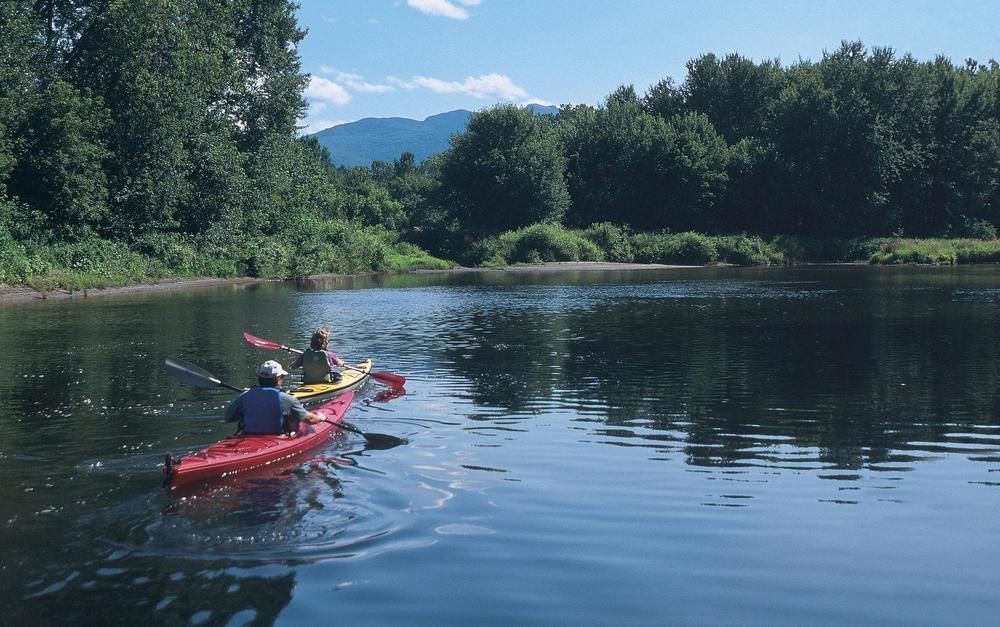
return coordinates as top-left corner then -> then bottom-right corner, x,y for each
0,287 -> 298,451
441,308 -> 565,415
439,283 -> 1000,469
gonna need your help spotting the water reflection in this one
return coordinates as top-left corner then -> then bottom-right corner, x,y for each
429,269 -> 1000,475
3,266 -> 1000,624
10,442 -> 410,624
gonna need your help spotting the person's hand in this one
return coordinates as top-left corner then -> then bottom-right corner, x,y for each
305,411 -> 324,424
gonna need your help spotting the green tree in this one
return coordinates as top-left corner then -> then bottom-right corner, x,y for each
770,43 -> 911,236
369,151 -> 438,236
681,53 -> 784,144
642,77 -> 686,120
671,53 -> 785,234
229,0 -> 308,151
656,112 -> 730,231
437,104 -> 569,236
903,58 -> 1000,235
7,80 -> 110,240
560,91 -> 729,231
558,96 -> 665,227
247,135 -> 345,236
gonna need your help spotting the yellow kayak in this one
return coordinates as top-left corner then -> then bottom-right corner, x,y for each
288,359 -> 372,405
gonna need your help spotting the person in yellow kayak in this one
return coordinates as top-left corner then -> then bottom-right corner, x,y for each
291,327 -> 346,384
224,360 -> 324,435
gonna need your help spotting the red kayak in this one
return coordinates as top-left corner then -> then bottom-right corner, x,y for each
163,391 -> 355,490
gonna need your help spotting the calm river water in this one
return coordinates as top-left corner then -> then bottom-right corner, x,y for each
2,265 -> 999,625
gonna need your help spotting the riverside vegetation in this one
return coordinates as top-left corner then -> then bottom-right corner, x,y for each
2,2 -> 999,292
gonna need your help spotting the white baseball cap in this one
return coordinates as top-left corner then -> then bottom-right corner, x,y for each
258,360 -> 288,378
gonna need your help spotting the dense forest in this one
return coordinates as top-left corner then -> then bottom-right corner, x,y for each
2,1 -> 999,289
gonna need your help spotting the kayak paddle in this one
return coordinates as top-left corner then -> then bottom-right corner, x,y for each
165,356 -> 243,393
242,331 -> 406,389
164,356 -> 406,449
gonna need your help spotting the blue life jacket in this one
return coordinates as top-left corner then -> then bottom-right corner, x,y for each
241,387 -> 284,434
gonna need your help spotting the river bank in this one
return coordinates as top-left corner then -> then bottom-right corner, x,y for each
0,276 -> 267,305
0,262 -> 693,305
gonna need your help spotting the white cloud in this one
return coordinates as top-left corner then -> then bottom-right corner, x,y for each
304,76 -> 351,108
521,97 -> 556,107
389,73 -> 527,100
319,67 -> 394,93
407,0 -> 471,20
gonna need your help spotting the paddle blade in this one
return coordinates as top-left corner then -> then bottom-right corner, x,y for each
165,356 -> 223,389
373,386 -> 407,403
336,421 -> 408,449
371,371 -> 406,388
362,432 -> 409,450
243,332 -> 283,351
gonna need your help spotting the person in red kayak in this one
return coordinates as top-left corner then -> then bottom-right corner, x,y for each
291,327 -> 346,384
224,360 -> 324,435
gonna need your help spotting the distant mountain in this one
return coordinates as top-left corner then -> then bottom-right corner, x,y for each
310,104 -> 559,168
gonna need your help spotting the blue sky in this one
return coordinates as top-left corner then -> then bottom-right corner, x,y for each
295,0 -> 1000,134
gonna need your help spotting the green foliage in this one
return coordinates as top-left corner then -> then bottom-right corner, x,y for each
641,77 -> 685,120
557,98 -> 669,228
467,223 -> 603,266
769,236 -> 891,263
869,238 -> 1000,264
43,238 -> 158,281
678,53 -> 785,144
384,242 -> 453,271
632,232 -> 719,265
0,233 -> 47,284
436,104 -> 570,237
342,183 -> 406,230
583,223 -> 634,262
661,112 -> 731,230
8,81 -> 111,241
715,234 -> 784,265
954,239 -> 1000,263
558,97 -> 729,232
956,218 -> 999,240
507,223 -> 602,264
5,8 -> 1000,289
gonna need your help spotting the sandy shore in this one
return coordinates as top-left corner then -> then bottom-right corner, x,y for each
0,277 -> 267,305
0,262 -> 690,305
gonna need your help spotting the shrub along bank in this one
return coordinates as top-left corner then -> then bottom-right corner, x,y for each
458,223 -> 1000,268
5,222 -> 1000,295
0,222 -> 451,293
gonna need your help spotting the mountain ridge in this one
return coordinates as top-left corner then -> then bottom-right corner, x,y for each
309,104 -> 559,168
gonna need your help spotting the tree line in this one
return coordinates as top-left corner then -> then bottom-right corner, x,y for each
1,0 -> 404,285
412,42 -> 999,257
2,1 -> 998,285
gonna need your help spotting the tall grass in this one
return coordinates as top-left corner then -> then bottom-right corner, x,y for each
868,238 -> 1000,264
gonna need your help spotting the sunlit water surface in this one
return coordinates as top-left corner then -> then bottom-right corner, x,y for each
2,266 -> 999,625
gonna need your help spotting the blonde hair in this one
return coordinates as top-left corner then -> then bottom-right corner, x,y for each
310,327 -> 330,350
